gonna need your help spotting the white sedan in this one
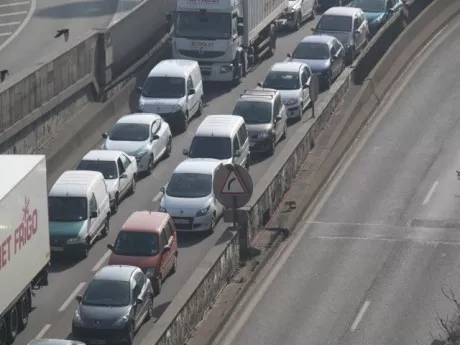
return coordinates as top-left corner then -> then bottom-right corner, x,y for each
101,113 -> 172,175
76,150 -> 138,213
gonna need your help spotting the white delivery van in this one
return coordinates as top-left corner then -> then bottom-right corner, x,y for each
137,59 -> 204,132
183,115 -> 250,169
0,155 -> 50,345
48,170 -> 111,258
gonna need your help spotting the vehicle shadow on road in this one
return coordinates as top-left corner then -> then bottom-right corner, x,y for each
34,0 -> 138,18
177,232 -> 211,248
151,301 -> 171,320
49,254 -> 84,273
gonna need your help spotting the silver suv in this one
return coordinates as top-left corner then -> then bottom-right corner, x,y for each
232,89 -> 288,156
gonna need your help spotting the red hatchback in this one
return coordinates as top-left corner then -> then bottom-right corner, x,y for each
107,211 -> 178,295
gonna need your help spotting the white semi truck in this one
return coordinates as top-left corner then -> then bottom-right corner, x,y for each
0,155 -> 50,345
169,0 -> 288,83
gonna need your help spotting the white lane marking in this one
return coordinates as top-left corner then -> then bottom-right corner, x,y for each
0,32 -> 12,37
0,0 -> 35,53
423,180 -> 439,205
350,300 -> 370,332
58,282 -> 86,312
0,21 -> 20,26
92,250 -> 111,272
152,191 -> 162,203
34,324 -> 52,339
0,11 -> 27,17
0,1 -> 30,7
311,235 -> 460,246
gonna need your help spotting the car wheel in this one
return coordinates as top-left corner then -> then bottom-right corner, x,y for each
6,305 -> 18,344
197,100 -> 203,116
146,295 -> 154,321
126,322 -> 135,345
111,193 -> 119,214
18,294 -> 29,331
147,155 -> 154,174
101,216 -> 110,237
165,136 -> 172,158
171,254 -> 178,274
81,238 -> 90,258
180,112 -> 188,133
154,275 -> 162,296
309,8 -> 315,20
267,138 -> 276,156
244,157 -> 250,171
294,14 -> 301,31
267,27 -> 276,57
299,102 -> 304,120
281,122 -> 287,140
129,178 -> 136,195
326,71 -> 332,89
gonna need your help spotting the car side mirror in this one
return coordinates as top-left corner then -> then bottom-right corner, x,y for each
107,243 -> 114,251
136,297 -> 144,305
163,245 -> 171,253
90,211 -> 98,218
182,148 -> 189,156
388,7 -> 394,13
310,27 -> 315,32
257,82 -> 262,87
160,186 -> 166,193
136,86 -> 142,94
120,173 -> 128,179
303,82 -> 309,89
287,53 -> 292,59
76,295 -> 82,303
237,23 -> 244,36
275,115 -> 282,122
188,88 -> 196,95
354,30 -> 360,35
102,132 -> 108,139
234,149 -> 241,158
152,134 -> 160,141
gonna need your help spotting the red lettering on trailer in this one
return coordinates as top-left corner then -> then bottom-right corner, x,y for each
0,235 -> 12,270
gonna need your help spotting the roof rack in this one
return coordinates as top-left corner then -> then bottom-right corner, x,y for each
241,89 -> 277,98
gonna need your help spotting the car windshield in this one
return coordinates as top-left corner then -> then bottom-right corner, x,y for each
76,160 -> 118,180
48,196 -> 87,222
352,0 -> 386,12
263,71 -> 300,90
82,280 -> 130,307
109,123 -> 150,142
293,42 -> 330,60
166,173 -> 212,198
113,231 -> 159,256
233,101 -> 273,124
141,76 -> 185,98
188,136 -> 232,160
317,15 -> 352,32
175,11 -> 231,39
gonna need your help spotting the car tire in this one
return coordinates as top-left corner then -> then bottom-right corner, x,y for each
299,102 -> 304,120
309,8 -> 315,20
171,253 -> 178,274
126,322 -> 135,345
147,155 -> 154,174
111,193 -> 119,214
18,294 -> 29,331
81,238 -> 90,258
267,139 -> 276,156
129,178 -> 136,195
6,305 -> 18,344
294,14 -> 301,31
101,216 -> 110,237
325,71 -> 332,90
179,112 -> 188,133
146,295 -> 154,321
196,100 -> 203,116
281,122 -> 287,140
267,26 -> 276,57
165,136 -> 172,158
154,275 -> 162,296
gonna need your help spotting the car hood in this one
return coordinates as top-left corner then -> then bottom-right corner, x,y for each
247,123 -> 272,136
315,31 -> 352,47
162,195 -> 211,216
108,253 -> 159,271
78,304 -> 131,325
278,89 -> 302,103
49,221 -> 86,238
104,140 -> 149,155
139,97 -> 184,114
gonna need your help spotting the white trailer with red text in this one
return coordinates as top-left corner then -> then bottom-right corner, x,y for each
0,155 -> 50,345
170,0 -> 288,84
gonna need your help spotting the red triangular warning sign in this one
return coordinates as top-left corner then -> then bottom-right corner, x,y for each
220,170 -> 248,195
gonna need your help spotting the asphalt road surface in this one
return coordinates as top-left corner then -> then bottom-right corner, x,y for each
0,0 -> 142,79
212,15 -> 460,345
14,15 -> 329,345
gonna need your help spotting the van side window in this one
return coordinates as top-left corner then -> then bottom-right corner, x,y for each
237,124 -> 247,145
89,194 -> 98,213
161,230 -> 168,249
117,158 -> 125,175
273,97 -> 281,118
233,136 -> 240,153
120,154 -> 131,170
187,76 -> 194,91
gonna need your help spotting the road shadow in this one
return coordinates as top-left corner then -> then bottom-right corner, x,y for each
215,227 -> 237,245
177,231 -> 211,248
49,255 -> 79,273
249,152 -> 269,166
151,301 -> 171,320
34,0 -> 138,18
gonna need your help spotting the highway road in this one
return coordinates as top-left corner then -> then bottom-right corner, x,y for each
0,0 -> 142,80
211,15 -> 460,345
13,15 -> 330,345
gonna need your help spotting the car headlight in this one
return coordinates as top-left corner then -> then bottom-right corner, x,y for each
258,131 -> 271,139
286,98 -> 298,106
158,206 -> 167,213
196,205 -> 211,217
113,314 -> 130,326
73,310 -> 84,326
145,268 -> 157,278
220,65 -> 233,73
67,237 -> 83,244
135,151 -> 148,160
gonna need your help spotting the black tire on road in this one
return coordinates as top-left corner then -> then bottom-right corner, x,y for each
7,305 -> 18,344
18,293 -> 29,331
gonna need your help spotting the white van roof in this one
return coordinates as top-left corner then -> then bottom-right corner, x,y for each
0,155 -> 45,201
49,170 -> 104,198
195,115 -> 244,138
148,59 -> 199,79
174,158 -> 222,175
324,6 -> 361,17
82,150 -> 124,162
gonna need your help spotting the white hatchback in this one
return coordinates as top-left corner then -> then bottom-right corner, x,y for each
76,150 -> 138,213
159,159 -> 224,233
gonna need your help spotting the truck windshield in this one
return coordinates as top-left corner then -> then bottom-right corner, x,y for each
175,11 -> 232,39
48,196 -> 88,222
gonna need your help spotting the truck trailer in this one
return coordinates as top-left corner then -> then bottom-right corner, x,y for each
0,155 -> 50,345
169,0 -> 288,83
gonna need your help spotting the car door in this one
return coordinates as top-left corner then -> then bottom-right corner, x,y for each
131,277 -> 144,329
120,154 -> 134,193
150,120 -> 162,160
329,44 -> 339,78
163,222 -> 176,273
232,135 -> 243,165
186,76 -> 198,115
333,39 -> 344,76
134,272 -> 150,322
160,229 -> 173,276
88,193 -> 102,238
301,0 -> 313,20
237,124 -> 249,167
272,96 -> 283,140
301,67 -> 311,106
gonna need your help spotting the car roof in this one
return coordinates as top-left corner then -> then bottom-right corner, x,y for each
148,59 -> 197,78
195,115 -> 244,137
300,34 -> 335,45
93,265 -> 138,282
121,211 -> 170,233
269,61 -> 304,73
238,88 -> 279,103
174,158 -> 222,174
27,340 -> 85,345
323,6 -> 361,16
117,113 -> 162,125
49,170 -> 103,197
82,150 -> 125,161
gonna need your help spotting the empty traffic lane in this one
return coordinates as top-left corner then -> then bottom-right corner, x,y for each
15,17 -> 326,345
0,0 -> 33,48
213,15 -> 460,345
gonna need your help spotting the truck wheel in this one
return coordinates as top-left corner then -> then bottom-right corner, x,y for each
7,306 -> 18,344
0,318 -> 7,345
18,294 -> 30,330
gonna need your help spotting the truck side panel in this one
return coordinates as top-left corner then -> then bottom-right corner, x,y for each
0,157 -> 50,315
245,0 -> 288,44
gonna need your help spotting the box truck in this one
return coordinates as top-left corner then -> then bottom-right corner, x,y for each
169,0 -> 288,83
0,155 -> 50,345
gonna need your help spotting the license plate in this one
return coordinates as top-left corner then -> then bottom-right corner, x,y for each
89,340 -> 106,345
174,219 -> 190,224
51,247 -> 64,252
